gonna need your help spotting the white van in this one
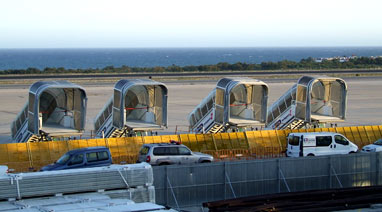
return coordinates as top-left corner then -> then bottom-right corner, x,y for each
286,132 -> 358,157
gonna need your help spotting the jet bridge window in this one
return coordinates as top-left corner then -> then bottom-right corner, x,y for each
267,113 -> 273,124
207,98 -> 214,110
113,90 -> 121,109
190,114 -> 196,126
195,109 -> 202,120
278,100 -> 287,113
272,107 -> 280,119
216,88 -> 224,106
296,86 -> 307,103
201,105 -> 208,116
285,94 -> 292,108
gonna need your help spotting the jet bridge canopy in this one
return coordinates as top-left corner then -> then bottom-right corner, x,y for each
267,75 -> 347,129
94,79 -> 168,136
113,79 -> 168,130
215,77 -> 268,126
298,75 -> 347,123
188,77 -> 268,133
27,81 -> 87,137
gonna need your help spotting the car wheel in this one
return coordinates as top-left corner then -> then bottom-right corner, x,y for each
201,160 -> 211,163
349,151 -> 356,154
159,162 -> 169,166
307,153 -> 315,157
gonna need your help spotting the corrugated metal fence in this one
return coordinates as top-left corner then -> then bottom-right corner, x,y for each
1,125 -> 382,172
153,152 -> 382,210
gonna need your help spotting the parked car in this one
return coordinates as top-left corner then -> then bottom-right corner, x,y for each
0,165 -> 8,175
40,147 -> 112,171
361,138 -> 382,153
137,142 -> 213,165
286,132 -> 358,157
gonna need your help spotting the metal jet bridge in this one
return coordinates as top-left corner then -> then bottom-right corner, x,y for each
11,81 -> 87,143
94,79 -> 168,138
188,77 -> 268,134
266,76 -> 347,130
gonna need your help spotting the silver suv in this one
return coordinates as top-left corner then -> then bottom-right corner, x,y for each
137,143 -> 213,165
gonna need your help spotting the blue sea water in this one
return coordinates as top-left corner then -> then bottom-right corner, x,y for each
0,47 -> 382,70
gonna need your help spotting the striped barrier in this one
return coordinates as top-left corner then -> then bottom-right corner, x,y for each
1,125 -> 382,172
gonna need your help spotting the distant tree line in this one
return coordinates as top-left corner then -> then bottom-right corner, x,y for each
1,56 -> 382,75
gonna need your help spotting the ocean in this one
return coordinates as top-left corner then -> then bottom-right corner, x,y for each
0,47 -> 382,70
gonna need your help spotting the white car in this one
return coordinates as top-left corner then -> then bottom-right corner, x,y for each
0,165 -> 8,175
361,138 -> 382,153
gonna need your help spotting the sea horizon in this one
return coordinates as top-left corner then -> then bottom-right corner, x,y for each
1,47 -> 382,70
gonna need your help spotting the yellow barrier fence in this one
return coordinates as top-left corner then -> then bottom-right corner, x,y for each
1,125 -> 382,172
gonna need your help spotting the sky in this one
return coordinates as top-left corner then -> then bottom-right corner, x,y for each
1,0 -> 382,48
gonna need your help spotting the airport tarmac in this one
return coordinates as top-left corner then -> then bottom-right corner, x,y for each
0,76 -> 381,143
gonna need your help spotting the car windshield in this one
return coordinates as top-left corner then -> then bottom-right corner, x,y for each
56,153 -> 71,165
374,139 -> 382,145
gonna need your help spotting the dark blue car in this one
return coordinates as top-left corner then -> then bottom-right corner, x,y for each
40,146 -> 112,171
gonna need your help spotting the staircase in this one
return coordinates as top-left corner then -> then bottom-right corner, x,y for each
289,119 -> 305,129
109,127 -> 126,138
11,104 -> 34,143
265,85 -> 307,130
206,123 -> 225,134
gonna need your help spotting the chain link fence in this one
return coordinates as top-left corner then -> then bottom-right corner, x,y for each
153,152 -> 382,210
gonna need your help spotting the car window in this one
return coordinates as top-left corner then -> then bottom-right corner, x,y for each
153,147 -> 166,156
168,147 -> 178,155
288,136 -> 300,146
334,135 -> 349,145
178,147 -> 191,155
97,151 -> 109,161
56,153 -> 71,165
69,154 -> 84,165
374,139 -> 382,145
316,136 -> 332,146
139,146 -> 150,155
86,152 -> 98,162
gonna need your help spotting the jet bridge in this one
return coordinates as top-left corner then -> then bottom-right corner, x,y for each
188,77 -> 268,133
94,79 -> 168,138
11,81 -> 87,142
266,76 -> 347,130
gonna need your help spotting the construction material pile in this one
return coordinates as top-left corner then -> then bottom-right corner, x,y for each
0,163 -> 154,203
0,193 -> 177,212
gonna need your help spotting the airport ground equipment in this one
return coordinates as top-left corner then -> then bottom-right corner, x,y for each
11,81 -> 87,143
188,77 -> 268,133
266,76 -> 347,130
94,79 -> 168,138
